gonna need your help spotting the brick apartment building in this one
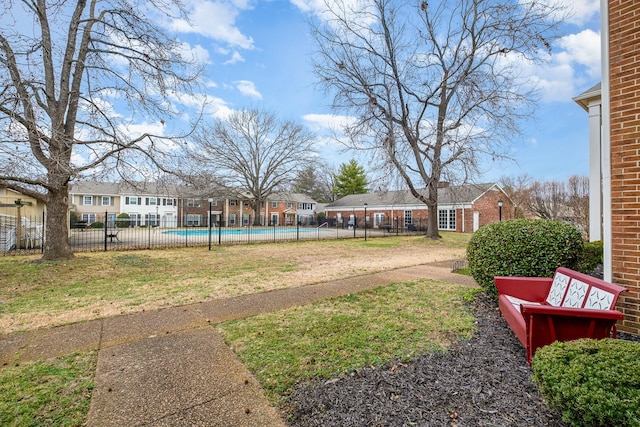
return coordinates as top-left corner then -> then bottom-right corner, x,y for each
603,0 -> 640,334
324,183 -> 513,232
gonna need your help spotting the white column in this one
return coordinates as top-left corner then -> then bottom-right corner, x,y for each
601,0 -> 612,282
588,102 -> 602,242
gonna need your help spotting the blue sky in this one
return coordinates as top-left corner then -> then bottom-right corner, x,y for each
9,0 -> 597,186
166,0 -> 602,185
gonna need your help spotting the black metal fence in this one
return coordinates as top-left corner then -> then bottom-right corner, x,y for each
0,213 -> 45,255
1,211 -> 422,256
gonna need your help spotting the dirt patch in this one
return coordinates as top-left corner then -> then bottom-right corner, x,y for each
1,238 -> 468,332
284,292 -> 568,427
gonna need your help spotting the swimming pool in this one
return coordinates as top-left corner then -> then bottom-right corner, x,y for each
162,227 -> 328,237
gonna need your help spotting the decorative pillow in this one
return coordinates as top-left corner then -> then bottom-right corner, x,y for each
546,272 -> 571,306
584,287 -> 615,310
562,279 -> 590,308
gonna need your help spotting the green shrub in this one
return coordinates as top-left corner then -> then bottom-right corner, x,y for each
115,213 -> 130,228
466,219 -> 583,298
532,338 -> 640,427
69,211 -> 78,228
89,221 -> 104,229
577,240 -> 603,274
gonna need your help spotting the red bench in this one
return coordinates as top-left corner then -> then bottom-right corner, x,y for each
495,267 -> 627,364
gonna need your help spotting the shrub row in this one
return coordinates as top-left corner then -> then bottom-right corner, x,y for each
532,339 -> 640,427
466,219 -> 583,298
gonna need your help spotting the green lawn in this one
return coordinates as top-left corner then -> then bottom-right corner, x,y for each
0,234 -> 474,423
218,279 -> 477,400
0,352 -> 97,427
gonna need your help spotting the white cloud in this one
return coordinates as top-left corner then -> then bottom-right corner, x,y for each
532,28 -> 601,102
303,113 -> 357,132
560,0 -> 600,25
235,80 -> 262,99
224,51 -> 245,65
524,0 -> 599,25
179,42 -> 211,66
170,0 -> 255,49
556,29 -> 601,78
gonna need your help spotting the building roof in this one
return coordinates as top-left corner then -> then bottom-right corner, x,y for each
70,181 -> 184,197
325,183 -> 501,209
69,181 -> 121,195
573,82 -> 601,111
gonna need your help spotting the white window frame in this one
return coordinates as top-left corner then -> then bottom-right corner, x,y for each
404,210 -> 412,226
101,196 -> 111,206
83,195 -> 93,206
438,209 -> 457,231
82,213 -> 96,224
185,214 -> 201,226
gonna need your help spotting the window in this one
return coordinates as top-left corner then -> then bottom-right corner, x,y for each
128,213 -> 141,227
271,213 -> 279,225
101,196 -> 111,206
83,195 -> 93,206
147,197 -> 158,206
210,200 -> 218,206
126,197 -> 140,205
186,199 -> 201,208
185,214 -> 202,226
82,213 -> 96,224
438,209 -> 456,230
146,213 -> 159,227
286,202 -> 292,209
404,210 -> 412,226
271,201 -> 278,208
297,202 -> 313,210
229,214 -> 236,225
230,200 -> 237,206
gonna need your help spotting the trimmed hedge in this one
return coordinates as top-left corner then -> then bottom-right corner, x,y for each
577,240 -> 603,274
466,219 -> 583,298
532,338 -> 640,427
115,213 -> 130,228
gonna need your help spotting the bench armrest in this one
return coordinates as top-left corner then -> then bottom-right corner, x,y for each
494,276 -> 552,303
520,304 -> 624,320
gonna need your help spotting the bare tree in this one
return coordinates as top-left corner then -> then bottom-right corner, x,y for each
499,174 -> 533,218
528,180 -> 567,220
566,174 -> 589,237
311,0 -> 564,238
0,0 -> 203,260
190,109 -> 317,225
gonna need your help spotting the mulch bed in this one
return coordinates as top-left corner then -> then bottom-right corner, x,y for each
285,292 -> 568,427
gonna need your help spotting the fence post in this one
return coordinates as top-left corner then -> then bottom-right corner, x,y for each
104,211 -> 108,251
41,210 -> 45,254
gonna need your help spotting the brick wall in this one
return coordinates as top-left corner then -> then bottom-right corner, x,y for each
609,0 -> 640,334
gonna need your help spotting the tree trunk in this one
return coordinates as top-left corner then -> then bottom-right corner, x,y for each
426,179 -> 440,239
42,187 -> 74,261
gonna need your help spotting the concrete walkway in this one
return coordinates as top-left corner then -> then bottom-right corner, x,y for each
0,262 -> 476,426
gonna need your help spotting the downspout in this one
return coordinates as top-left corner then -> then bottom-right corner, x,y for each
601,0 -> 612,282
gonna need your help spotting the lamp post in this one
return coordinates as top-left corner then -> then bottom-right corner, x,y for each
208,198 -> 213,251
363,202 -> 368,241
498,199 -> 503,222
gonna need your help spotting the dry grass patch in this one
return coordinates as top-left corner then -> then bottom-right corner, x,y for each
0,235 -> 468,333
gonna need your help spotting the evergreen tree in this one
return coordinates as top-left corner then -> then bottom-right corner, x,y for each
333,160 -> 368,199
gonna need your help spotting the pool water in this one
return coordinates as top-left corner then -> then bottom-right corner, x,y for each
162,227 -> 328,237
